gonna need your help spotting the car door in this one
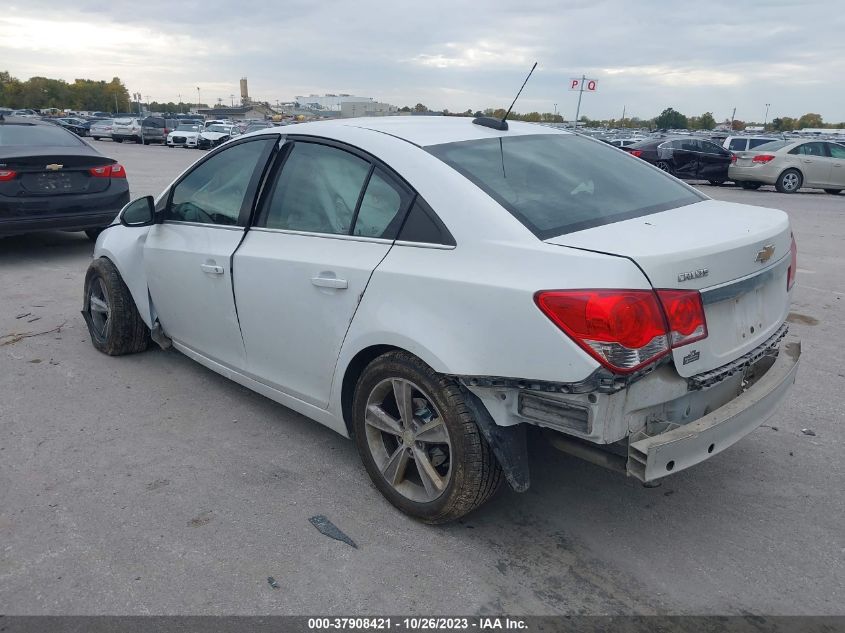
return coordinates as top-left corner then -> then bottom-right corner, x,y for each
233,139 -> 415,407
669,139 -> 698,178
825,143 -> 845,187
144,135 -> 278,370
788,142 -> 831,187
696,140 -> 732,180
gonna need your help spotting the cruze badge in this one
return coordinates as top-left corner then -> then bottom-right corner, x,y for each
678,268 -> 709,282
45,164 -> 63,171
755,244 -> 775,264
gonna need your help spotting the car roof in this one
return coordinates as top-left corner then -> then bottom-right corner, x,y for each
265,116 -> 572,148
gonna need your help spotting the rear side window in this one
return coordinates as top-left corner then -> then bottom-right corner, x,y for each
0,123 -> 83,147
260,142 -> 370,235
427,134 -> 703,239
353,168 -> 412,239
790,142 -> 828,156
728,138 -> 746,151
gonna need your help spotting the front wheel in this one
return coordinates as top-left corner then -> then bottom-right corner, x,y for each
83,258 -> 150,356
776,169 -> 802,193
113,138 -> 123,143
740,181 -> 763,190
352,351 -> 502,524
824,189 -> 842,195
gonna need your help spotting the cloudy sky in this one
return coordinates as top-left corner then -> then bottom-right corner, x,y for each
2,0 -> 843,122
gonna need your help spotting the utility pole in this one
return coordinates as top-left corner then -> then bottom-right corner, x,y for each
573,74 -> 586,129
114,94 -> 119,115
764,103 -> 771,129
729,107 -> 736,131
621,105 -> 626,126
230,94 -> 235,107
178,93 -> 182,113
196,87 -> 201,111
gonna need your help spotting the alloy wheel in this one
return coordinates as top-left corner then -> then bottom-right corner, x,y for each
782,172 -> 800,191
88,277 -> 111,340
364,378 -> 452,503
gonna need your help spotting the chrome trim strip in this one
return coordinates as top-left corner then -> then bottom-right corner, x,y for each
161,220 -> 244,231
701,254 -> 790,305
394,240 -> 456,250
248,227 -> 393,244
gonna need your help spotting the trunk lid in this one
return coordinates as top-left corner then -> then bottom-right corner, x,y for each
546,199 -> 792,376
0,151 -> 116,197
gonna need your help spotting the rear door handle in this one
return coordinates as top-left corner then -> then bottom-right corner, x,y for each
311,276 -> 348,289
200,263 -> 224,275
803,159 -> 813,163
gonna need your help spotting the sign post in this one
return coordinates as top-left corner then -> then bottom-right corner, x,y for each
569,76 -> 598,128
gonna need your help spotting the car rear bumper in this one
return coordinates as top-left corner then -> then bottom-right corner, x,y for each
627,340 -> 800,482
0,189 -> 129,236
729,165 -> 779,184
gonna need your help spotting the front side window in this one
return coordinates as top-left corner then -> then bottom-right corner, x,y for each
166,138 -> 275,225
427,134 -> 703,239
700,141 -> 726,155
261,142 -> 370,235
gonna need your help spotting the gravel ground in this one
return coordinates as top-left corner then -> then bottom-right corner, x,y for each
1,139 -> 843,615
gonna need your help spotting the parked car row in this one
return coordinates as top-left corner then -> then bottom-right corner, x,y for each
622,136 -> 845,194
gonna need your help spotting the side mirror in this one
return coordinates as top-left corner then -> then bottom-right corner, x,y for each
120,196 -> 156,227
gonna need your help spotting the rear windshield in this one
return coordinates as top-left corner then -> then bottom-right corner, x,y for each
426,133 -> 704,238
0,123 -> 84,147
748,138 -> 778,149
753,140 -> 790,152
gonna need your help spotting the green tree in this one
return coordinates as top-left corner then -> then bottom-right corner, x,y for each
413,103 -> 428,113
698,112 -> 716,130
797,113 -> 823,129
654,107 -> 688,129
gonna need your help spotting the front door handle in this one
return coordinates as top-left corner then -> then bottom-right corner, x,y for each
311,276 -> 348,289
803,159 -> 813,163
200,263 -> 224,275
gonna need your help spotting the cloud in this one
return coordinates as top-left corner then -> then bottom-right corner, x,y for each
1,0 -> 843,121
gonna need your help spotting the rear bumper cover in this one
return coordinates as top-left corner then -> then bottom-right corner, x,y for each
0,189 -> 129,235
627,341 -> 800,482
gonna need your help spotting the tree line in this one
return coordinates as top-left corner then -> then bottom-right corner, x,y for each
1,71 -> 131,112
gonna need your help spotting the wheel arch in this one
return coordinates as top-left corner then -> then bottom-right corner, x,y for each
93,226 -> 154,328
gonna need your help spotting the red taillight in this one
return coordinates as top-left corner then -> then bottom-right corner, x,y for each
535,288 -> 708,374
655,289 -> 708,347
787,234 -> 798,290
88,164 -> 126,179
535,290 -> 671,373
731,153 -> 737,164
752,154 -> 776,164
0,169 -> 16,181
629,150 -> 643,158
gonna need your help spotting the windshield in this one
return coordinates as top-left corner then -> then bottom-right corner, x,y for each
427,133 -> 704,238
176,125 -> 200,132
0,123 -> 84,147
752,140 -> 790,152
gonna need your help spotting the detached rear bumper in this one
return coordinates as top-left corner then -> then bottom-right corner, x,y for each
627,341 -> 801,482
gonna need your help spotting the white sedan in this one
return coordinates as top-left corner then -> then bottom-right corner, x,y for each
83,117 -> 800,523
166,123 -> 202,148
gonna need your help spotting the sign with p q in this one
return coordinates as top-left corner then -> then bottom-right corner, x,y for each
570,78 -> 598,91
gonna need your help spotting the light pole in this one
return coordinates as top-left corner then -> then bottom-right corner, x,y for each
230,94 -> 235,107
196,87 -> 201,111
178,93 -> 182,113
763,103 -> 771,129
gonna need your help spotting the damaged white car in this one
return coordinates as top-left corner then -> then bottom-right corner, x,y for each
197,123 -> 234,150
82,117 -> 800,523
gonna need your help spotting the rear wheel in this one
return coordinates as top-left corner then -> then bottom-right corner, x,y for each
113,138 -> 123,143
92,136 -> 100,141
656,161 -> 673,174
824,189 -> 842,195
83,258 -> 150,356
352,351 -> 502,524
740,181 -> 763,190
708,180 -> 725,186
775,169 -> 802,193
